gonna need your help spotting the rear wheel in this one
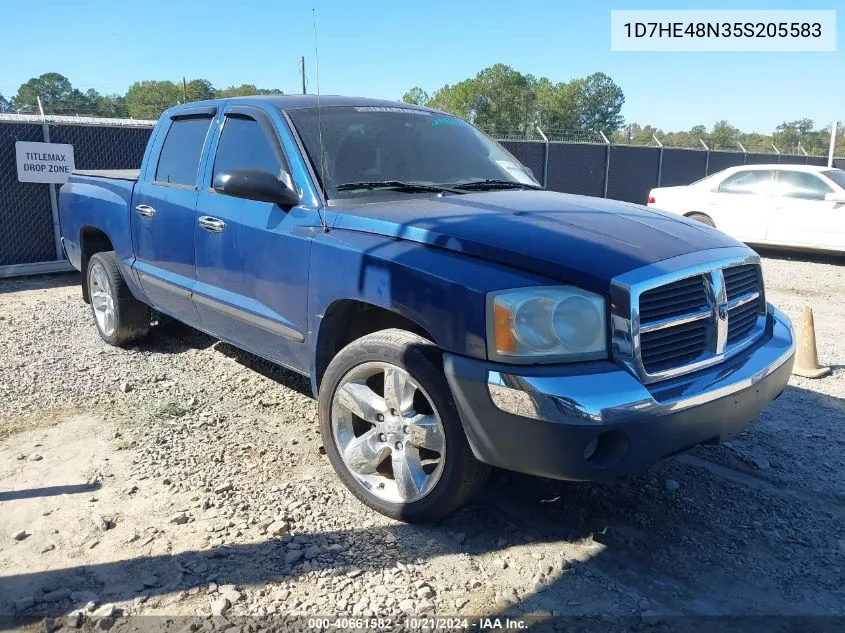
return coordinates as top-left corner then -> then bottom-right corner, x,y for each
318,329 -> 489,522
687,212 -> 716,227
87,251 -> 150,346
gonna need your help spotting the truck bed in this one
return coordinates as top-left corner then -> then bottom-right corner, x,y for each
59,171 -> 139,274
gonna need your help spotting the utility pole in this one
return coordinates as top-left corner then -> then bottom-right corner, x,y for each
300,56 -> 306,94
182,77 -> 187,104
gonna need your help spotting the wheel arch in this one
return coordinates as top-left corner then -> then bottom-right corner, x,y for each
79,226 -> 116,303
684,211 -> 716,227
312,299 -> 437,395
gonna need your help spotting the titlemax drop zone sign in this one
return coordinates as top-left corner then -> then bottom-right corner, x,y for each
15,141 -> 75,184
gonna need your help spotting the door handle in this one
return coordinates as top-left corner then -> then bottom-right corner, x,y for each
135,204 -> 156,217
198,216 -> 225,233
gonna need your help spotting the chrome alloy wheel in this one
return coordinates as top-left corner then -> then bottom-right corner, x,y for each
89,263 -> 116,337
331,362 -> 446,503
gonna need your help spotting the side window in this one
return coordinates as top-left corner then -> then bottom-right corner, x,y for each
774,171 -> 833,201
718,170 -> 774,196
212,115 -> 285,181
155,116 -> 213,186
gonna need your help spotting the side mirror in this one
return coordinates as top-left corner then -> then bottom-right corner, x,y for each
824,191 -> 845,204
213,169 -> 300,208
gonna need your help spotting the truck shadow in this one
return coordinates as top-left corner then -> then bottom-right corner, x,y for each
2,384 -> 843,628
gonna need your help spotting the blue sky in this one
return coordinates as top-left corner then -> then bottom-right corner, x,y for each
1,0 -> 841,133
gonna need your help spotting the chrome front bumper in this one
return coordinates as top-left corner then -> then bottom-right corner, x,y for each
488,305 -> 794,425
443,306 -> 794,481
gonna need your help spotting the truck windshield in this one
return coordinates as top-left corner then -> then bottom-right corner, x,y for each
285,106 -> 540,199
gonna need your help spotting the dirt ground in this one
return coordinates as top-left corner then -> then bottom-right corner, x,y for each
0,251 -> 843,632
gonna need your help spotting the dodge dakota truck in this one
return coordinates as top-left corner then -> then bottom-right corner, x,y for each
59,96 -> 795,522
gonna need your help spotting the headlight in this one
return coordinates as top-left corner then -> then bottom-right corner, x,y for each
487,287 -> 607,363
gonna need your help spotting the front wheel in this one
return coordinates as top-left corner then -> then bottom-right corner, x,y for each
318,329 -> 489,522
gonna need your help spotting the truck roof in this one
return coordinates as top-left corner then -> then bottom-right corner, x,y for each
167,95 -> 436,115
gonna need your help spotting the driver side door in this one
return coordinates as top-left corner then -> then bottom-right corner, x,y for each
193,105 -> 316,370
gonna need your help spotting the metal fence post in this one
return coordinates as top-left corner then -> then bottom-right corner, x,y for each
599,130 -> 611,198
536,125 -> 549,188
37,97 -> 63,262
799,142 -> 808,164
653,134 -> 664,187
737,141 -> 747,164
828,121 -> 838,167
699,138 -> 710,176
771,143 -> 780,164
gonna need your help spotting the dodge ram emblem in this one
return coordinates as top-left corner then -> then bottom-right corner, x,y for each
717,303 -> 729,321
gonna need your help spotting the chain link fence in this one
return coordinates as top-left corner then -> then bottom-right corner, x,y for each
0,113 -> 842,275
0,122 -> 55,266
0,114 -> 154,274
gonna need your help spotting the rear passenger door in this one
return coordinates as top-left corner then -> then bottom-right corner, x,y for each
131,108 -> 215,326
192,105 -> 315,370
708,169 -> 774,244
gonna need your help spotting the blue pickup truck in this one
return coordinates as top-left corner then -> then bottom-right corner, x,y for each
59,96 -> 795,522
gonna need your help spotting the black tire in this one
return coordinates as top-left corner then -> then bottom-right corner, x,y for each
318,329 -> 489,522
687,212 -> 716,228
86,251 -> 150,346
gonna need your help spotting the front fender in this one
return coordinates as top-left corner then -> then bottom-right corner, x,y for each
307,229 -> 555,385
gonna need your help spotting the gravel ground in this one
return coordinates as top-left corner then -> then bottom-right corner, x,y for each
0,251 -> 843,632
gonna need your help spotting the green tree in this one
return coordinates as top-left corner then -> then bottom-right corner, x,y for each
613,123 -> 664,145
410,65 -> 624,138
0,93 -> 10,113
215,84 -> 283,97
573,72 -> 624,134
708,120 -> 740,150
93,93 -> 128,118
428,64 -> 537,136
11,72 -> 89,114
534,77 -> 580,133
125,80 -> 181,119
184,79 -> 215,102
773,119 -> 824,154
401,87 -> 429,106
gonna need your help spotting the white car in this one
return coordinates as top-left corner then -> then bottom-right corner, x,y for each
647,165 -> 845,253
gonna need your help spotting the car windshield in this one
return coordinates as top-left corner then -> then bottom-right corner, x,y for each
822,169 -> 845,189
285,105 -> 540,199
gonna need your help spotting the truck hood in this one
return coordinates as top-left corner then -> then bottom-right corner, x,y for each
331,190 -> 743,291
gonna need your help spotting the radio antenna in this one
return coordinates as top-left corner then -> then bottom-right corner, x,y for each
312,7 -> 328,231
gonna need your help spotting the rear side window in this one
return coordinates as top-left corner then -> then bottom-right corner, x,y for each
774,170 -> 833,200
718,170 -> 774,196
212,115 -> 285,180
823,169 -> 845,189
155,116 -> 212,186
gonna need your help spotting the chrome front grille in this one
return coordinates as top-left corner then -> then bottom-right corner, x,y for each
639,275 -> 709,322
610,251 -> 767,384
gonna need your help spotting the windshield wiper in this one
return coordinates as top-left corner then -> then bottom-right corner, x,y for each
334,180 -> 463,194
450,179 -> 543,191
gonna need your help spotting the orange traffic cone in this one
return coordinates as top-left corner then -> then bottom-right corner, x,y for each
792,307 -> 830,379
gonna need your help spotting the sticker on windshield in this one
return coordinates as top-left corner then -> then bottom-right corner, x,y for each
353,106 -> 431,115
431,117 -> 463,128
496,160 -> 535,185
